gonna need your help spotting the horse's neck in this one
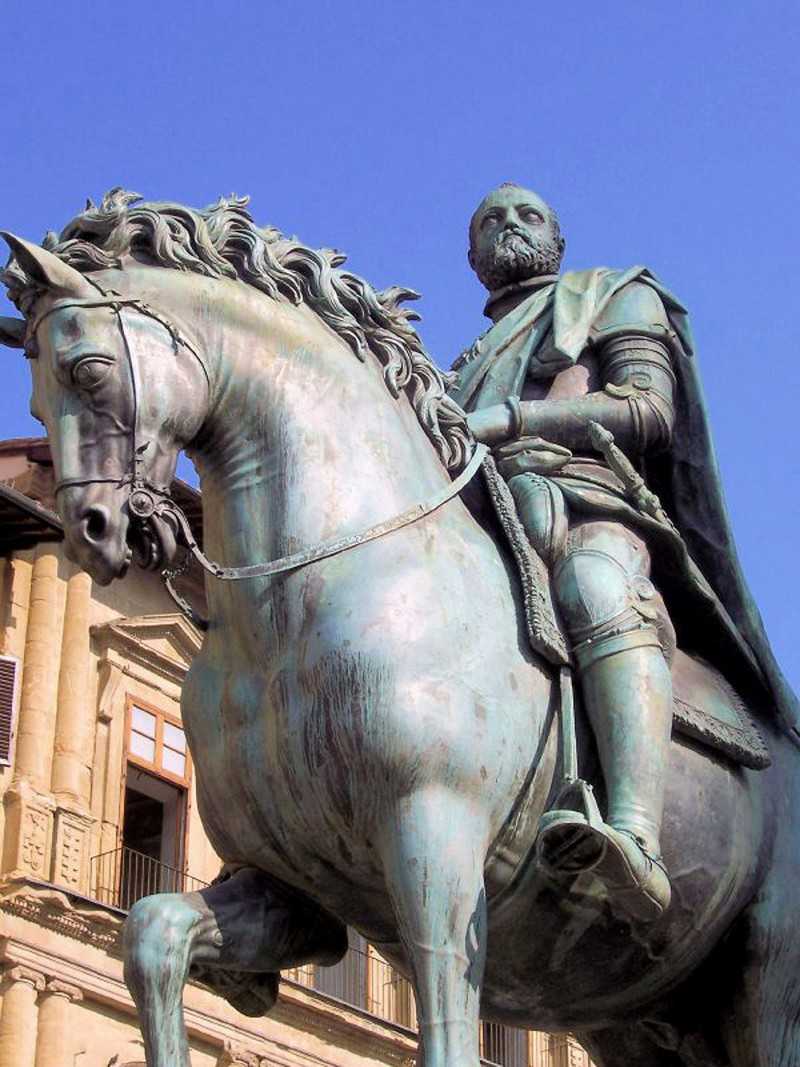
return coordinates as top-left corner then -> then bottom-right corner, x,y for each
192,301 -> 450,584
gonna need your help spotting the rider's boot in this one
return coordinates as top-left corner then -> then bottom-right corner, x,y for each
538,634 -> 673,922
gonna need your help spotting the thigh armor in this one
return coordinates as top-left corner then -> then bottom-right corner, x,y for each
507,472 -> 675,667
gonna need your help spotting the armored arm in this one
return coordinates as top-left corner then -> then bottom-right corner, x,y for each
515,332 -> 676,456
467,280 -> 677,456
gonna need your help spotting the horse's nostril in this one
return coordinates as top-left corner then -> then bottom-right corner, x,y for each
83,506 -> 109,542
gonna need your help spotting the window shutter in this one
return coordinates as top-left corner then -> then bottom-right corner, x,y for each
0,656 -> 20,766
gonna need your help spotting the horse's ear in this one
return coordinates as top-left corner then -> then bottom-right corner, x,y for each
0,316 -> 26,348
0,232 -> 96,298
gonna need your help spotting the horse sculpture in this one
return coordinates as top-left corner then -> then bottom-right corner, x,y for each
1,192 -> 798,1067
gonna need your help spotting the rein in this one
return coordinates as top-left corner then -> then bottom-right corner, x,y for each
160,441 -> 487,629
33,285 -> 485,630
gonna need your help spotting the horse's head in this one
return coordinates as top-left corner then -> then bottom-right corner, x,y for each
0,235 -> 209,585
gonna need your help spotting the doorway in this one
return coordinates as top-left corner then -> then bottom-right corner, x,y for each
119,766 -> 186,908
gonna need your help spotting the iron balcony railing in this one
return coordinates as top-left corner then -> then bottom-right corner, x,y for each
285,940 -> 418,1029
284,939 -> 552,1067
90,846 -> 209,911
482,1022 -> 531,1067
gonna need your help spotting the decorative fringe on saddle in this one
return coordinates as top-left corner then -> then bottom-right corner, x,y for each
481,452 -> 570,666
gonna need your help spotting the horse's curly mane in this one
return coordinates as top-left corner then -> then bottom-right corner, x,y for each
4,188 -> 470,470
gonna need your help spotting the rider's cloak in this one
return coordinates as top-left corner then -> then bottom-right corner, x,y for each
448,267 -> 800,739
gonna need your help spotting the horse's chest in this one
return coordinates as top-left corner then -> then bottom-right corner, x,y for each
181,650 -> 391,879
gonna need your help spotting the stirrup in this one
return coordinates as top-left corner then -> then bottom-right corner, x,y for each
536,786 -> 671,922
536,779 -> 607,874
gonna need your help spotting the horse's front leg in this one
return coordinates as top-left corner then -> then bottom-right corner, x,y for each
377,786 -> 489,1067
123,867 -> 347,1067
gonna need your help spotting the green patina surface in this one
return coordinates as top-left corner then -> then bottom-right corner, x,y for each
0,187 -> 797,1067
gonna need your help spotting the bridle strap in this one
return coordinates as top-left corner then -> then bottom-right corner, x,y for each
160,442 -> 487,631
55,476 -> 126,493
54,475 -> 173,496
28,293 -> 207,380
35,285 -> 208,502
34,283 -> 485,628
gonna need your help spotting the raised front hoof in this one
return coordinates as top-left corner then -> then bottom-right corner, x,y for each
193,966 -> 279,1018
537,813 -> 671,922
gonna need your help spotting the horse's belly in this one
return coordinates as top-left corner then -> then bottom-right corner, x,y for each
479,736 -> 765,1028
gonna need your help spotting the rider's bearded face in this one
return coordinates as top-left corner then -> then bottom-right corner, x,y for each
469,186 -> 564,292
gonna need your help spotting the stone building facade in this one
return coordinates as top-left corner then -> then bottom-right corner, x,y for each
0,437 -> 592,1067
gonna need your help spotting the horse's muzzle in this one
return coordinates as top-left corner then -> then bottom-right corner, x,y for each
63,509 -> 132,586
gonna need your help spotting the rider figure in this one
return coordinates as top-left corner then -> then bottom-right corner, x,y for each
450,182 -> 800,922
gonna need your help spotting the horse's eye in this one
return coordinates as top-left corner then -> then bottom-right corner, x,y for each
72,356 -> 113,389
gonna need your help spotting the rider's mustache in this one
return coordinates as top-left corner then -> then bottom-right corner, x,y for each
496,225 -> 533,245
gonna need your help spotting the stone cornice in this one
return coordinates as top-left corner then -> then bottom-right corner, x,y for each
0,876 -> 123,954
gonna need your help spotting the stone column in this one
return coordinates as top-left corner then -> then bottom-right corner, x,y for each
2,548 -> 62,880
99,663 -> 125,857
15,547 -> 61,789
34,979 -> 82,1067
0,553 -> 33,867
51,567 -> 92,804
50,567 -> 95,895
0,966 -> 45,1067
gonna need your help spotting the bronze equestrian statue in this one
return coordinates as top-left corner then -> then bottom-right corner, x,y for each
0,187 -> 797,1067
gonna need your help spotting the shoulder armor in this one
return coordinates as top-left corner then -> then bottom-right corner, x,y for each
591,279 -> 671,345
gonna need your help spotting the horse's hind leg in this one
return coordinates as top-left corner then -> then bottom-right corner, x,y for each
123,867 -> 347,1067
719,896 -> 800,1067
377,786 -> 489,1067
580,1022 -> 711,1067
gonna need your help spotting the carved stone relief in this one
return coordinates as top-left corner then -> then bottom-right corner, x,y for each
217,1041 -> 261,1067
2,781 -> 55,880
51,806 -> 94,894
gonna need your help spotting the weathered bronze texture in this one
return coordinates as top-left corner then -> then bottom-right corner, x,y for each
1,188 -> 798,1067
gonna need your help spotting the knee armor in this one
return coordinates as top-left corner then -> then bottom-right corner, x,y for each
554,548 -> 673,669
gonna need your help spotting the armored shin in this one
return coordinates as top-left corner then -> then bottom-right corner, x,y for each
554,546 -> 673,856
579,641 -> 672,855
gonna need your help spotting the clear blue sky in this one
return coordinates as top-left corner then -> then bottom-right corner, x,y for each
0,2 -> 798,691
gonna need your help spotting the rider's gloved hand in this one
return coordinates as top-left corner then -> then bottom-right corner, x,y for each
493,436 -> 573,478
